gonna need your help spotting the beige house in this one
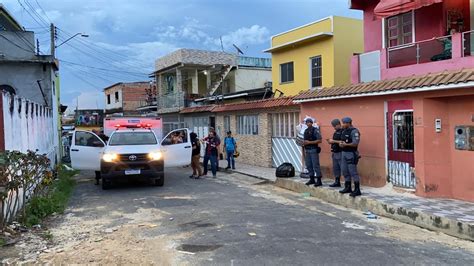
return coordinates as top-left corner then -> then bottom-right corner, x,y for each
213,97 -> 300,169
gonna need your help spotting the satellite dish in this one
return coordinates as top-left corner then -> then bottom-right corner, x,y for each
232,44 -> 244,55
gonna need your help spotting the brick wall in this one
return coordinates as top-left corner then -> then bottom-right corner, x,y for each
122,83 -> 148,113
216,110 -> 272,168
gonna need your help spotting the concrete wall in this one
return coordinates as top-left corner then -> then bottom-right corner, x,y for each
300,86 -> 474,202
0,31 -> 35,60
1,92 -> 57,162
333,16 -> 364,87
300,97 -> 387,187
0,62 -> 54,106
271,37 -> 335,96
105,86 -> 123,111
234,68 -> 271,92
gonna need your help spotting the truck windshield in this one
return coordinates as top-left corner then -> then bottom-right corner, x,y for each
109,132 -> 157,146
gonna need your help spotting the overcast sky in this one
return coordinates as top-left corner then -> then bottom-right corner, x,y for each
3,0 -> 361,110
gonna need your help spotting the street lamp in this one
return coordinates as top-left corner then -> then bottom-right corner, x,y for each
55,33 -> 89,48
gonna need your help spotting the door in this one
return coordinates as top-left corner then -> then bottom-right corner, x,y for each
387,100 -> 416,188
70,130 -> 106,171
160,128 -> 192,167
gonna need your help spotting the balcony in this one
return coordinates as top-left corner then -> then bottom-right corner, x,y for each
238,56 -> 271,68
387,36 -> 452,68
351,31 -> 474,83
156,91 -> 203,114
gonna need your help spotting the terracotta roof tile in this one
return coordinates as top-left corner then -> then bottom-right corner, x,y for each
213,96 -> 297,112
294,68 -> 474,101
180,105 -> 216,114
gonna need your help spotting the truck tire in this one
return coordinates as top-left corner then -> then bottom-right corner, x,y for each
152,176 -> 164,187
102,178 -> 111,190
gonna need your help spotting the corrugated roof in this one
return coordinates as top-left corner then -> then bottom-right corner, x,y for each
180,105 -> 216,114
213,97 -> 297,112
294,69 -> 474,102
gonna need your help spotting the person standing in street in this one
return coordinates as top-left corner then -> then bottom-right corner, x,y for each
326,119 -> 343,187
338,117 -> 362,197
190,132 -> 203,179
223,131 -> 237,170
204,131 -> 220,178
209,127 -> 221,170
303,117 -> 323,187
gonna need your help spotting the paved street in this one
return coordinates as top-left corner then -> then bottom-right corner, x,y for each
23,168 -> 474,265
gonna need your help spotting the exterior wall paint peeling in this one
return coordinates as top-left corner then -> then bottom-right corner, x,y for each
1,92 -> 58,165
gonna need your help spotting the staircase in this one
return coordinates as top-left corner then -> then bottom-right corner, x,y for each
208,64 -> 233,95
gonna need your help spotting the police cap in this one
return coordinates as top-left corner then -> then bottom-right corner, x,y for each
341,117 -> 352,123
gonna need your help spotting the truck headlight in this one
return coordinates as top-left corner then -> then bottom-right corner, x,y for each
148,152 -> 162,161
102,153 -> 118,162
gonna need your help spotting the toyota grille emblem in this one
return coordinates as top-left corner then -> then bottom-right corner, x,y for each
129,155 -> 137,161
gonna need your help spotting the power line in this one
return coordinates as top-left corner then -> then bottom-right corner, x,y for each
58,37 -> 149,78
24,0 -> 49,26
34,0 -> 52,23
0,34 -> 34,53
57,28 -> 152,69
17,0 -> 48,28
59,60 -> 149,76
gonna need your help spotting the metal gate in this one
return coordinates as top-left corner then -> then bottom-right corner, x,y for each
272,137 -> 302,173
387,100 -> 416,188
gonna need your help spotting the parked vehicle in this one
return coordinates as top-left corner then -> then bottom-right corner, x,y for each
70,123 -> 192,190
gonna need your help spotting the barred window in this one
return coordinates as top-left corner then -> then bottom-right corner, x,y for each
224,115 -> 231,133
271,112 -> 299,138
237,115 -> 259,135
393,111 -> 414,151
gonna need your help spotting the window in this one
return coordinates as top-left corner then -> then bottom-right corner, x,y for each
115,91 -> 119,103
224,116 -> 231,133
271,112 -> 299,138
280,62 -> 294,83
74,131 -> 103,147
393,111 -> 414,152
109,132 -> 158,146
386,12 -> 413,47
107,94 -> 111,105
161,129 -> 188,146
310,56 -> 322,88
237,115 -> 259,135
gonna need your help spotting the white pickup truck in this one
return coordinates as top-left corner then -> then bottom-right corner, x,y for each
70,126 -> 192,190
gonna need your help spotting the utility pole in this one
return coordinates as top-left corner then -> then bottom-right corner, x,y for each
50,23 -> 55,57
36,39 -> 40,55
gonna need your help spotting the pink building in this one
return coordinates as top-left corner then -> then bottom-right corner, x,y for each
295,0 -> 474,202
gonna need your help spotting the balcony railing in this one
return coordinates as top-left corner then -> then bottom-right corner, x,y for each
463,30 -> 474,57
156,91 -> 204,111
387,35 -> 452,68
238,56 -> 271,68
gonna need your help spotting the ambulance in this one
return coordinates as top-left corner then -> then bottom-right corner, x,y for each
70,117 -> 192,189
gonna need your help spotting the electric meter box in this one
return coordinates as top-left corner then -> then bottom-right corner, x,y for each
454,126 -> 474,151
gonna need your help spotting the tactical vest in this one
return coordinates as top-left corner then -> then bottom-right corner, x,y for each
331,129 -> 343,153
342,127 -> 358,152
304,126 -> 319,149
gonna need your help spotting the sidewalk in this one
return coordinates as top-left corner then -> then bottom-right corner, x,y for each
220,161 -> 474,241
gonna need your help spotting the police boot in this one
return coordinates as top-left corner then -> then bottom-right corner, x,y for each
339,181 -> 352,194
305,176 -> 316,186
329,177 -> 341,187
314,176 -> 322,187
350,182 -> 362,197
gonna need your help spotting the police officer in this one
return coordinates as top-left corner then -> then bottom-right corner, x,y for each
338,117 -> 362,197
326,119 -> 343,187
303,117 -> 323,187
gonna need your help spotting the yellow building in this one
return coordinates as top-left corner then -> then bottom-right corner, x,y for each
264,16 -> 363,96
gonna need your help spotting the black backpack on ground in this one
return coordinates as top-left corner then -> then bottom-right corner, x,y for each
276,163 -> 295,178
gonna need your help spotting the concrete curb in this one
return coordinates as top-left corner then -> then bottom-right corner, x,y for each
274,178 -> 474,241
